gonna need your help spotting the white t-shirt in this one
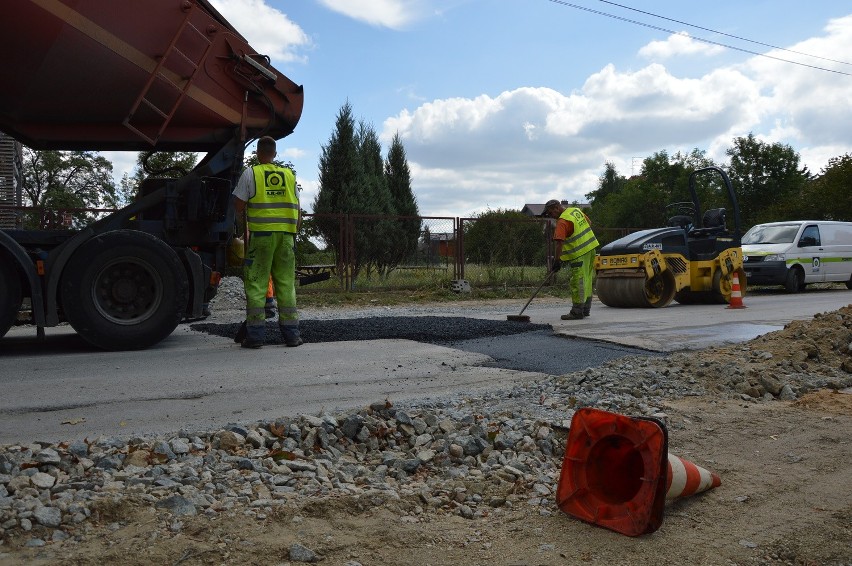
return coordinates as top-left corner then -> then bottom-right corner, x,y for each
232,168 -> 256,202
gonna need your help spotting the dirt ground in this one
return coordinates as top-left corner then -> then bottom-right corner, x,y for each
2,309 -> 851,566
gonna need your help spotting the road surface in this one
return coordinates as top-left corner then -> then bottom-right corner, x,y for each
1,287 -> 848,445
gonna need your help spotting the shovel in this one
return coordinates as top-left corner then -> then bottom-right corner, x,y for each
507,270 -> 555,322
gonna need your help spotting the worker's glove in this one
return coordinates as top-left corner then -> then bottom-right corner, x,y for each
550,259 -> 562,273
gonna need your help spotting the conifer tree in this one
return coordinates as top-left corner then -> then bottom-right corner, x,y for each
384,133 -> 420,270
356,122 -> 395,277
313,102 -> 371,281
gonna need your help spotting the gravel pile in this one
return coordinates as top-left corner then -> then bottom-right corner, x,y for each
0,353 -> 695,547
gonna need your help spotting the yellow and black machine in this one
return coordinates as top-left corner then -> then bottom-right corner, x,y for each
595,166 -> 746,308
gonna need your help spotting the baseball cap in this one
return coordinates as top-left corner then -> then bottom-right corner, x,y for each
540,199 -> 560,217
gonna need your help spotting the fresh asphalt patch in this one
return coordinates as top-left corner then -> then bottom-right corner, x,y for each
441,329 -> 662,375
191,316 -> 661,376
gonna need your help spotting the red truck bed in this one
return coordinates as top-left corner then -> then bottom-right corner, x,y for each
0,0 -> 303,151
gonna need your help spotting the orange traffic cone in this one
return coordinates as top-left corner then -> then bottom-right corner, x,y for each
556,408 -> 721,537
726,271 -> 746,309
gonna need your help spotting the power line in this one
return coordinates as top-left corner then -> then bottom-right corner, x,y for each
597,0 -> 852,67
545,0 -> 852,77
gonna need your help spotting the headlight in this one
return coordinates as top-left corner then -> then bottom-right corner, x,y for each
763,253 -> 785,262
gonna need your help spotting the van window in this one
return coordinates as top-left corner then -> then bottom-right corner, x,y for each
742,224 -> 800,244
821,224 -> 852,245
798,225 -> 821,247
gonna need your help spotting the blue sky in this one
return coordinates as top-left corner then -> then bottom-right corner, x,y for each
112,1 -> 852,217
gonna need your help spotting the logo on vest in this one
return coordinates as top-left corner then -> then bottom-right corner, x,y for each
264,170 -> 285,188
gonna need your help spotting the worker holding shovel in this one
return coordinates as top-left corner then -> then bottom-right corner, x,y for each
540,199 -> 599,320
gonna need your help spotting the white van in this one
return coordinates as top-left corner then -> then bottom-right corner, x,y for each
742,221 -> 852,292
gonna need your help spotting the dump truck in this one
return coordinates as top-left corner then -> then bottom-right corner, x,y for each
594,166 -> 746,308
0,0 -> 304,349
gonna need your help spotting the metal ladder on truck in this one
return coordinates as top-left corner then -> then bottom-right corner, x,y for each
123,3 -> 215,145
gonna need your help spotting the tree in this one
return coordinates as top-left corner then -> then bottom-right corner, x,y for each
725,134 -> 810,227
585,161 -> 626,208
313,102 -> 362,276
588,150 -> 716,239
797,153 -> 852,221
380,132 -> 421,274
463,208 -> 547,267
313,103 -> 419,284
21,148 -> 117,229
355,121 -> 395,278
116,151 -> 199,206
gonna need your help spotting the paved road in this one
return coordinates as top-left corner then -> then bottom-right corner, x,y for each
1,287 -> 849,445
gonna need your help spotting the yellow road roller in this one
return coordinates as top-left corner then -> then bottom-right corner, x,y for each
595,166 -> 746,308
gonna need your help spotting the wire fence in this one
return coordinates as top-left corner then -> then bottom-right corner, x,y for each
2,205 -> 633,291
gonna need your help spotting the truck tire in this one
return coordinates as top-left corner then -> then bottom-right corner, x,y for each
784,267 -> 804,293
0,258 -> 22,338
61,230 -> 189,350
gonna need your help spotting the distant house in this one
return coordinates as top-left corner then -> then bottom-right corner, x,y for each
521,201 -> 590,218
419,231 -> 455,258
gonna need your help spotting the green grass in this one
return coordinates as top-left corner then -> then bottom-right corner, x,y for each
295,264 -> 572,308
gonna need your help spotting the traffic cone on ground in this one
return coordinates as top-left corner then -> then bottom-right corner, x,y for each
666,453 -> 721,500
555,408 -> 721,537
726,271 -> 746,309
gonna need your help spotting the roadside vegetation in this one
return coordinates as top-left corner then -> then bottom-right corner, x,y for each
14,104 -> 852,296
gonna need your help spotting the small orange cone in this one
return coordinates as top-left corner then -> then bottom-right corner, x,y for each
556,408 -> 721,537
726,271 -> 746,309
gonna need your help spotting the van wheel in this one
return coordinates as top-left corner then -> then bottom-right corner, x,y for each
846,275 -> 852,290
784,267 -> 804,293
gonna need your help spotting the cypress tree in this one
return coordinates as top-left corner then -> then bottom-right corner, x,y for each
313,102 -> 363,274
384,133 -> 420,270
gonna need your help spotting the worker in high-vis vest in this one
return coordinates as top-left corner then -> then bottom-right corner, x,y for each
540,199 -> 599,320
232,136 -> 302,348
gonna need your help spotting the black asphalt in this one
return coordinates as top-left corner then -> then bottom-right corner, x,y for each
191,316 -> 660,375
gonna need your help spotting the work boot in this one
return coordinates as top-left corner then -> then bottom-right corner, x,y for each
241,338 -> 263,349
561,305 -> 585,320
583,297 -> 592,317
280,326 -> 303,347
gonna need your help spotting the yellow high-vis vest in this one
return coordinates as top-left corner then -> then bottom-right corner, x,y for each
246,164 -> 299,233
559,207 -> 599,261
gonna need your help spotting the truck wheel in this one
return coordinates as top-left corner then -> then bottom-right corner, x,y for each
0,258 -> 22,338
61,230 -> 188,350
784,267 -> 804,293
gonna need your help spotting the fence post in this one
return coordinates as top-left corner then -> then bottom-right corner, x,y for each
456,217 -> 464,280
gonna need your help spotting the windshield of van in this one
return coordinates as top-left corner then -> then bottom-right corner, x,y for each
742,224 -> 800,244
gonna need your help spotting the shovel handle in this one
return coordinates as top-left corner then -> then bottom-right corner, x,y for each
516,270 -> 555,317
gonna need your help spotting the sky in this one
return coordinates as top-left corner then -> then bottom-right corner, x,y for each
108,0 -> 852,217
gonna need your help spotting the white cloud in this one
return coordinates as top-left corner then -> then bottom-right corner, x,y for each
317,0 -> 428,29
742,14 -> 852,149
101,151 -> 139,182
639,32 -> 725,59
383,65 -> 762,213
209,0 -> 311,62
380,15 -> 852,217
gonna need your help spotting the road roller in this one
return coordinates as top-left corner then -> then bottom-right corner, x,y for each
595,166 -> 746,308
